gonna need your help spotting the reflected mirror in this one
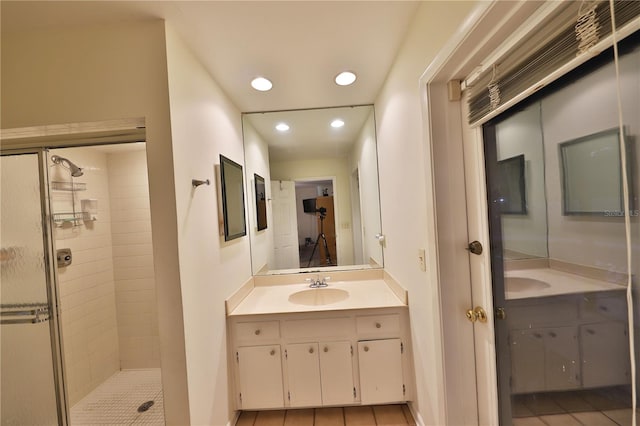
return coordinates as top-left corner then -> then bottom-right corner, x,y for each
242,105 -> 383,275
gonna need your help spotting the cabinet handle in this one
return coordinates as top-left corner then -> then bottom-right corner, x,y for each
324,346 -> 329,353
364,346 -> 369,352
309,347 -> 314,354
270,349 -> 275,356
255,329 -> 261,335
375,322 -> 382,329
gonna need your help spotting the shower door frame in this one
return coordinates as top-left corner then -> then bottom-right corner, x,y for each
1,147 -> 69,426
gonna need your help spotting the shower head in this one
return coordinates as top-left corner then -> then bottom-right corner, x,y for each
51,155 -> 84,177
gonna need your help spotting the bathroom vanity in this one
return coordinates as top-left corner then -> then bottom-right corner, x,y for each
226,273 -> 414,410
505,268 -> 629,394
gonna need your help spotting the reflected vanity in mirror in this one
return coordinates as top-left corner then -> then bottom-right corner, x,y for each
219,154 -> 247,241
242,105 -> 384,275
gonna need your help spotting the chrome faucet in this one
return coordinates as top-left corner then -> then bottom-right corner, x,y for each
306,275 -> 330,288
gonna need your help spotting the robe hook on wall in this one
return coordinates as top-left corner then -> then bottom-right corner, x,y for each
192,179 -> 210,188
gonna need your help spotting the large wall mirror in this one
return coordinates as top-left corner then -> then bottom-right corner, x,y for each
242,105 -> 384,275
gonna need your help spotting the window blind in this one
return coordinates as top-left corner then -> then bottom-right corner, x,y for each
466,0 -> 640,126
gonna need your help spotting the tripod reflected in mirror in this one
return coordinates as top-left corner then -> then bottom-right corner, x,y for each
307,207 -> 333,267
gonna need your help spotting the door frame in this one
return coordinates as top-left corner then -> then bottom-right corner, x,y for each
0,148 -> 69,425
417,1 -> 554,424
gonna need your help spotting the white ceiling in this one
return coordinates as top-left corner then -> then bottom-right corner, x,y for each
1,1 -> 419,113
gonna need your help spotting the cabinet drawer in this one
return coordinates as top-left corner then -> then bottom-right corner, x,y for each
236,321 -> 280,341
580,293 -> 627,322
356,314 -> 400,336
282,317 -> 354,339
508,300 -> 577,329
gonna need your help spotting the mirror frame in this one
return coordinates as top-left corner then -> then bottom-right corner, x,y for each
559,127 -> 628,216
219,154 -> 247,241
254,173 -> 267,231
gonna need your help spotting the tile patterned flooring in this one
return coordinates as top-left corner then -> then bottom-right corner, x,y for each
236,404 -> 416,426
70,369 -> 164,425
512,387 -> 635,426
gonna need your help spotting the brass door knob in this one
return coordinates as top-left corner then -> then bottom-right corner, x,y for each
466,306 -> 488,323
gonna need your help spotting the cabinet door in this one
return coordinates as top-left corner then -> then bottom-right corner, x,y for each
285,343 -> 322,407
237,345 -> 284,409
510,329 -> 545,393
319,341 -> 355,405
358,339 -> 404,403
544,326 -> 580,391
581,321 -> 630,387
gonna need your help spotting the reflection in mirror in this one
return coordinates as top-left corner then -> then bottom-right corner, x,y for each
242,105 -> 383,275
254,174 -> 267,231
495,104 -> 549,260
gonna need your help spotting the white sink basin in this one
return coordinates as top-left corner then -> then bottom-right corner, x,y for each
288,288 -> 349,306
506,277 -> 551,293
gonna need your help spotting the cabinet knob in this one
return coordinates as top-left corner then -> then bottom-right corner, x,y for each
587,329 -> 595,335
375,322 -> 382,329
255,329 -> 261,335
270,349 -> 275,356
324,346 -> 329,353
549,332 -> 557,338
309,347 -> 314,354
364,346 -> 369,352
533,333 -> 543,339
599,305 -> 609,312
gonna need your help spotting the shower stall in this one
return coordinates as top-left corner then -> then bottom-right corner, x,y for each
1,143 -> 165,425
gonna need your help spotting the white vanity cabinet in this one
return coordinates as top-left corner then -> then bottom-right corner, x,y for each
284,340 -> 355,407
236,345 -> 284,409
358,339 -> 404,403
284,342 -> 322,407
507,290 -> 629,394
228,307 -> 413,410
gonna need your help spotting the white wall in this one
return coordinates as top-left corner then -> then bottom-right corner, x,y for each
1,21 -> 190,425
164,24 -> 251,426
242,120 -> 274,274
350,111 -> 384,266
107,149 -> 160,370
51,147 -> 120,406
373,2 -> 478,424
271,157 -> 354,265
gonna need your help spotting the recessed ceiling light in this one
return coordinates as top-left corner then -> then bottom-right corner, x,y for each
331,119 -> 345,128
275,123 -> 290,132
334,71 -> 357,86
251,77 -> 273,91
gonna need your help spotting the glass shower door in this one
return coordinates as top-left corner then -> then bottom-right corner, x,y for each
1,152 -> 64,425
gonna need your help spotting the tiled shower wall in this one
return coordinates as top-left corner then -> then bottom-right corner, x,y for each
107,150 -> 160,369
52,148 -> 120,406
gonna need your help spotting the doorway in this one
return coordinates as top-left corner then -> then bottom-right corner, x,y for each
0,142 -> 165,425
483,40 -> 638,425
295,179 -> 337,268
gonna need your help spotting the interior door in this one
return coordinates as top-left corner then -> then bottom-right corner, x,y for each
1,151 -> 65,425
270,180 -> 300,269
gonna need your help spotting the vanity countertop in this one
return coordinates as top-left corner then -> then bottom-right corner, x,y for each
227,279 -> 406,316
505,267 -> 625,300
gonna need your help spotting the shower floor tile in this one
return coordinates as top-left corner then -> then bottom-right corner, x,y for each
70,369 -> 164,425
